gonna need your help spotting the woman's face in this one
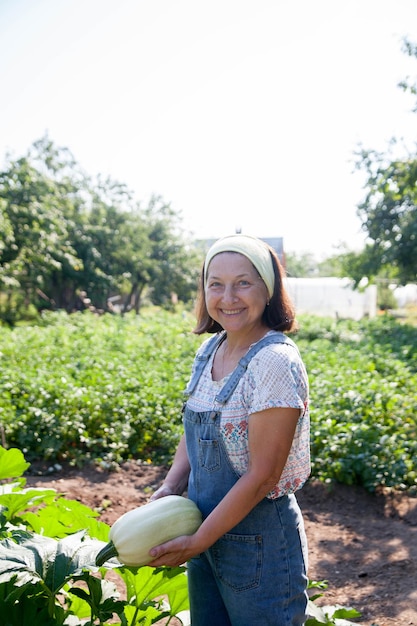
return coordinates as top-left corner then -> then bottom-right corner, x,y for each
205,252 -> 269,334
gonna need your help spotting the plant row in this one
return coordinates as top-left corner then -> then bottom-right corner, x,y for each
0,309 -> 416,492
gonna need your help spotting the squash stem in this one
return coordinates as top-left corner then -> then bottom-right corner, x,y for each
95,541 -> 118,566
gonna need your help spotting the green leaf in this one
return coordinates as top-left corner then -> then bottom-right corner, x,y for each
0,530 -> 106,593
0,574 -> 58,626
0,533 -> 56,582
69,572 -> 125,622
21,498 -> 110,539
147,566 -> 190,615
306,600 -> 361,625
0,447 -> 30,480
0,488 -> 57,520
332,606 -> 361,619
119,565 -> 189,620
64,587 -> 93,620
44,531 -> 106,592
0,540 -> 119,625
123,602 -> 167,625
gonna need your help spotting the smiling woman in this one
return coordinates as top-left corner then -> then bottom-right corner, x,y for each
149,234 -> 311,626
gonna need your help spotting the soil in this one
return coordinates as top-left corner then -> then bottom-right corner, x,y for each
26,461 -> 417,626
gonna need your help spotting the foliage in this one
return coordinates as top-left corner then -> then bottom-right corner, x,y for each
0,533 -> 190,626
398,38 -> 417,112
0,308 -> 201,466
350,37 -> 417,285
285,250 -> 348,279
296,314 -> 417,493
0,136 -> 201,325
0,447 -> 360,625
285,251 -> 319,277
352,145 -> 417,285
376,283 -> 398,311
0,310 -> 416,493
0,446 -> 191,625
307,581 -> 361,625
0,447 -> 109,541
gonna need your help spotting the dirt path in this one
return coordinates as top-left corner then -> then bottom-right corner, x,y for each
26,461 -> 417,625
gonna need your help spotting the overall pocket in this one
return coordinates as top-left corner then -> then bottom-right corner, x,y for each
211,533 -> 262,591
198,438 -> 221,472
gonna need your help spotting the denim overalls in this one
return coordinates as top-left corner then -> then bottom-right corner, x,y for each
183,332 -> 309,626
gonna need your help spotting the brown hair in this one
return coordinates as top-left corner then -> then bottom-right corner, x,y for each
193,246 -> 297,335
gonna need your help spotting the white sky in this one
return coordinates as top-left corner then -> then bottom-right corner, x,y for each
0,0 -> 416,257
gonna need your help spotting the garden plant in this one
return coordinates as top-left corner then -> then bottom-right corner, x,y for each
0,308 -> 416,623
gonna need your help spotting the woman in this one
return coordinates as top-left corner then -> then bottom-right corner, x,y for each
149,234 -> 310,626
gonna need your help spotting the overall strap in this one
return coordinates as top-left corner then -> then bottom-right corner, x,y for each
184,332 -> 226,397
215,333 -> 294,405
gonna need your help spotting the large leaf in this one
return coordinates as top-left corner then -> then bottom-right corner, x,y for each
146,566 -> 190,616
0,530 -> 105,593
122,602 -> 166,625
69,572 -> 125,623
0,532 -> 118,625
0,447 -> 30,480
21,497 -> 110,540
306,600 -> 361,625
0,574 -> 59,626
0,488 -> 57,520
44,531 -> 106,592
120,565 -> 189,617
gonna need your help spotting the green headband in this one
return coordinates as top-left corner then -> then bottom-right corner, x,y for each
204,235 -> 275,298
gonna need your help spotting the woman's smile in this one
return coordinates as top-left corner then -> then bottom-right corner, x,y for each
220,308 -> 245,315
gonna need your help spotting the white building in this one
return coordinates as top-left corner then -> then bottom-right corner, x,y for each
285,277 -> 377,320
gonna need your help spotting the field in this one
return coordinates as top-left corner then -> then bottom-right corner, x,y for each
1,308 -> 416,493
25,457 -> 417,626
1,308 -> 417,624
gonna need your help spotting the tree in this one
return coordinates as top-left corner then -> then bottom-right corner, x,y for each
136,196 -> 201,311
354,149 -> 417,284
352,38 -> 417,285
0,138 -> 83,319
284,251 -> 318,277
285,250 -> 348,278
0,136 -> 200,323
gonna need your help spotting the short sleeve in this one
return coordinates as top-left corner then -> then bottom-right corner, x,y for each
242,343 -> 308,415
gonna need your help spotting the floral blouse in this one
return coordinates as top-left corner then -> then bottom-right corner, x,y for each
186,332 -> 311,498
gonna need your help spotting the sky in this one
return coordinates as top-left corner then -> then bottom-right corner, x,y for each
0,0 -> 416,258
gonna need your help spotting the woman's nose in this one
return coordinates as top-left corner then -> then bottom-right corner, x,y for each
222,285 -> 238,302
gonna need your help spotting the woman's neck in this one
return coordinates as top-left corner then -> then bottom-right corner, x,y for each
212,327 -> 270,381
223,325 -> 269,352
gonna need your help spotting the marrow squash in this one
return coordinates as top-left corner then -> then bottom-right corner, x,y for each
95,495 -> 202,567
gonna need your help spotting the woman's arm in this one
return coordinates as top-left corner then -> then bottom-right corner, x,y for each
148,406 -> 300,566
150,435 -> 190,500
